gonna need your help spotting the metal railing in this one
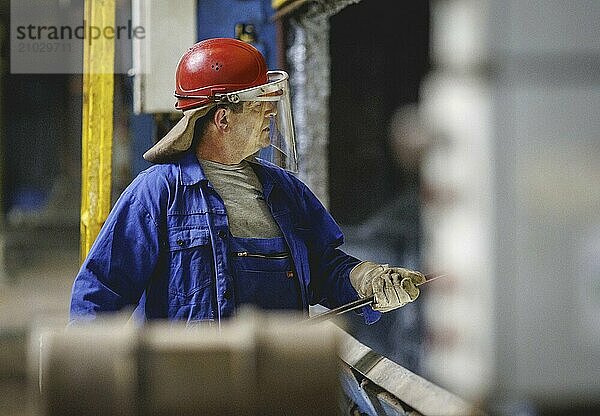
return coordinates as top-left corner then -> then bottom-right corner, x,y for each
334,325 -> 486,416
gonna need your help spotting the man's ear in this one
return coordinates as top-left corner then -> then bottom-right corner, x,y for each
213,107 -> 229,132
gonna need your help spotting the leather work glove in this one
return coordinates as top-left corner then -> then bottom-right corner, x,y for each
349,261 -> 426,312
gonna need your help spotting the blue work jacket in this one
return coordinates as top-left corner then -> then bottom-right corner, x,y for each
70,152 -> 381,324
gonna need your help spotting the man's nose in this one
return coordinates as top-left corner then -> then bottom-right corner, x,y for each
264,102 -> 277,117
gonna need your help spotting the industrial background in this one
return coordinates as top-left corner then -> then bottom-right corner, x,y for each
0,0 -> 599,415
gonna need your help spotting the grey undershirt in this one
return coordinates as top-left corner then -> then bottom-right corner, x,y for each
200,159 -> 283,238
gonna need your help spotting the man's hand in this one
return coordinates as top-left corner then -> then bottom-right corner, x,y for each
349,261 -> 426,312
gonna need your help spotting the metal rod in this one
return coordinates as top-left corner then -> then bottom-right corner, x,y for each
306,274 -> 448,324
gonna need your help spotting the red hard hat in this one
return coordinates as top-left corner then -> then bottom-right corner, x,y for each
174,38 -> 269,111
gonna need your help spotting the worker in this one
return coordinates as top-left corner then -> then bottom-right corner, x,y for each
69,37 -> 425,325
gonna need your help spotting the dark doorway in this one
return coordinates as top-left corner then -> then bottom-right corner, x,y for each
329,0 -> 430,224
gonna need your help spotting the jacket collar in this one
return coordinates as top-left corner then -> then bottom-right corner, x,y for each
177,152 -> 207,186
176,153 -> 278,200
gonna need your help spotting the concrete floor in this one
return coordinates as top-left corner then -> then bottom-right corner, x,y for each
0,248 -> 79,328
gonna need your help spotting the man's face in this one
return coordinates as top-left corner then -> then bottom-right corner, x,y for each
228,101 -> 276,159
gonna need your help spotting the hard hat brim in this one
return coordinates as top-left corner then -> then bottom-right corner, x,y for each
142,104 -> 216,163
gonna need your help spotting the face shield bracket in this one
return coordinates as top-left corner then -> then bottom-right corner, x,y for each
214,70 -> 288,104
175,71 -> 288,103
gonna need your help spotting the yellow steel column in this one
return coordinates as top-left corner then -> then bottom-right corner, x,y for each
80,0 -> 116,263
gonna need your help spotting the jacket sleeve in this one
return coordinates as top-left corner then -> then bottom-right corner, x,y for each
297,181 -> 381,325
69,190 -> 161,322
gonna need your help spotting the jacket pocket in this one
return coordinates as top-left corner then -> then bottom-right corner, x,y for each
167,227 -> 214,307
168,227 -> 210,251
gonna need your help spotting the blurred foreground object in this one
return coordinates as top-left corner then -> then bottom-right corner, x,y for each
11,309 -> 486,416
421,1 -> 600,413
32,310 -> 339,416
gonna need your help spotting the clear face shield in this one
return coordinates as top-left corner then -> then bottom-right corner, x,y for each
216,71 -> 298,172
